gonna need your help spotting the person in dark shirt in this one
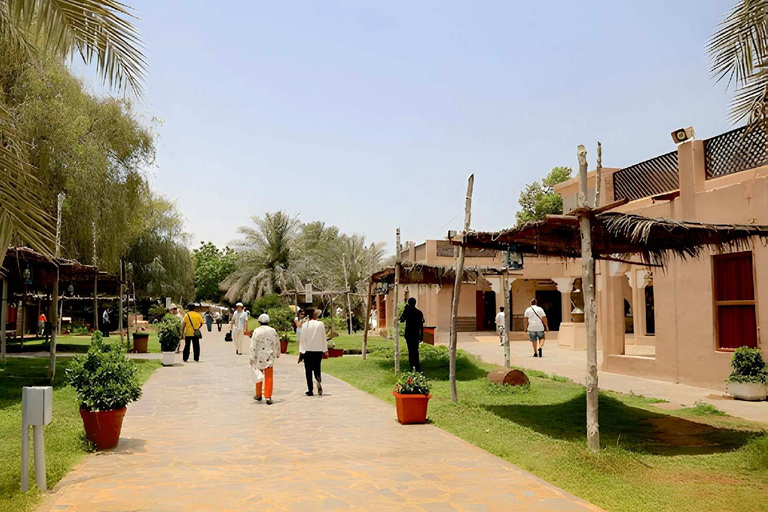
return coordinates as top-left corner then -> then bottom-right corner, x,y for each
399,297 -> 424,372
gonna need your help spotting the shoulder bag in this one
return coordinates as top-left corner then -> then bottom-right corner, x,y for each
186,313 -> 203,339
529,307 -> 546,338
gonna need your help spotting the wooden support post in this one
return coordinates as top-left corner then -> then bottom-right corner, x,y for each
577,144 -> 600,452
329,295 -> 335,337
92,221 -> 98,331
449,174 -> 475,402
19,286 -> 25,349
362,279 -> 373,360
502,269 -> 511,368
594,141 -> 602,208
393,229 -> 401,375
342,253 -> 354,335
1,277 -> 6,361
48,266 -> 59,384
118,259 -> 124,345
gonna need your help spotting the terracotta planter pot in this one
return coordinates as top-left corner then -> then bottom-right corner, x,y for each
393,391 -> 431,424
79,407 -> 127,450
328,348 -> 344,358
132,333 -> 149,353
280,339 -> 289,354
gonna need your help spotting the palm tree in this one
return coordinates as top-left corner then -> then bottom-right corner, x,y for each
222,211 -> 303,303
708,0 -> 768,129
0,0 -> 146,259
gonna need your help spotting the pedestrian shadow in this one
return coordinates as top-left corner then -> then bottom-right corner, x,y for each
482,393 -> 758,456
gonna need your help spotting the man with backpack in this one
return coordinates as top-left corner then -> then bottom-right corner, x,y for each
523,299 -> 549,358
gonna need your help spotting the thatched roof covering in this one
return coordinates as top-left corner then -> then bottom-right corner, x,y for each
371,263 -> 489,287
453,212 -> 768,266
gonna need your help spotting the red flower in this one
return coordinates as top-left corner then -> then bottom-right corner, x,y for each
407,378 -> 412,385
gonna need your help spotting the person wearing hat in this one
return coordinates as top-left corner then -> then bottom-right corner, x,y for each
250,313 -> 280,404
181,303 -> 205,362
230,302 -> 249,355
171,304 -> 184,353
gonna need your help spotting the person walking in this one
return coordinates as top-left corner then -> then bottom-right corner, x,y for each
102,308 -> 110,336
181,303 -> 204,362
38,312 -> 47,336
294,309 -> 306,345
250,314 -> 280,405
230,302 -> 248,355
495,307 -> 506,346
204,311 -> 213,332
523,299 -> 548,357
298,308 -> 327,396
399,297 -> 424,372
214,310 -> 222,331
171,304 -> 184,353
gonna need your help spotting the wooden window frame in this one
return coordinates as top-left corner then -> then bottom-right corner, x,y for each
712,251 -> 760,352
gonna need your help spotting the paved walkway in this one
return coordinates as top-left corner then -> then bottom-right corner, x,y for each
39,329 -> 602,512
442,333 -> 768,425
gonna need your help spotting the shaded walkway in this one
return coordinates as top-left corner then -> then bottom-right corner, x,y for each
39,329 -> 602,512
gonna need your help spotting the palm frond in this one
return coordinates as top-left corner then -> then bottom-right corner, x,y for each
6,0 -> 147,96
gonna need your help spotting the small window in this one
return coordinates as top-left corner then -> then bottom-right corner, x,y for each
714,252 -> 758,350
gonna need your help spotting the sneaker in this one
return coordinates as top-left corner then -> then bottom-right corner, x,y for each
317,382 -> 323,396
254,395 -> 262,402
538,347 -> 543,358
533,353 -> 538,358
266,398 -> 273,405
305,391 -> 314,396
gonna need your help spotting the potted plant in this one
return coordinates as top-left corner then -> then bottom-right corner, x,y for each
132,330 -> 150,353
158,314 -> 181,366
726,347 -> 767,401
66,331 -> 143,449
267,306 -> 294,354
327,340 -> 343,358
393,371 -> 432,424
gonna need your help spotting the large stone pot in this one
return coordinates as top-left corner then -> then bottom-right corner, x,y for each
726,382 -> 767,401
79,407 -> 127,450
393,392 -> 431,424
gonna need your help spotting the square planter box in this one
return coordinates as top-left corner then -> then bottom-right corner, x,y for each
328,348 -> 344,358
726,382 -> 767,401
393,392 -> 431,424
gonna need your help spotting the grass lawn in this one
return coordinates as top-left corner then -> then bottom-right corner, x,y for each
0,356 -> 160,512
323,340 -> 768,512
5,332 -> 161,354
282,330 -> 393,355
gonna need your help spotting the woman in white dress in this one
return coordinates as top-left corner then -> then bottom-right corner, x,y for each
230,302 -> 248,355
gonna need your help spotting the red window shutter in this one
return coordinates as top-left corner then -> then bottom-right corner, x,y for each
714,253 -> 757,349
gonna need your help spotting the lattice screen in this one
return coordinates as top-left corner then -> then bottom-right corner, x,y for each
613,151 -> 679,202
704,127 -> 768,179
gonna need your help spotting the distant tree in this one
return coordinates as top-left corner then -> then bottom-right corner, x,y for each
516,167 -> 572,224
193,242 -> 235,303
222,211 -> 303,303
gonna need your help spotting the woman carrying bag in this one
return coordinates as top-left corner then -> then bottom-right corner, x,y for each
181,303 -> 205,362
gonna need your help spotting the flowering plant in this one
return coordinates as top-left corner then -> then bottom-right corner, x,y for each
394,371 -> 430,395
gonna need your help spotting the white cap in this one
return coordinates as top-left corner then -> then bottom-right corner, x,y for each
236,302 -> 244,307
258,314 -> 270,324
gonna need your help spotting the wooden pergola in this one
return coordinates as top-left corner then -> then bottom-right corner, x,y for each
449,155 -> 768,451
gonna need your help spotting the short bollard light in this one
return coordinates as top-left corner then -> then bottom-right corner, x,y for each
21,386 -> 52,492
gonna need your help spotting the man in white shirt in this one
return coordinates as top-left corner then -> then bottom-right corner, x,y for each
495,307 -> 506,346
298,308 -> 328,396
523,299 -> 549,358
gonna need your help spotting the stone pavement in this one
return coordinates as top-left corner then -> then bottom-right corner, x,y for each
38,328 -> 603,512
444,333 -> 768,425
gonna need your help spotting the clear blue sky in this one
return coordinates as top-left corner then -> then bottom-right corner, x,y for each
96,0 -> 736,252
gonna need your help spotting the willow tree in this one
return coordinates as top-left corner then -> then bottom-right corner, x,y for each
0,0 -> 147,261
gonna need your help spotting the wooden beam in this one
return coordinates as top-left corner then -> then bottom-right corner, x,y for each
596,255 -> 663,268
449,174 -> 474,403
591,197 -> 629,215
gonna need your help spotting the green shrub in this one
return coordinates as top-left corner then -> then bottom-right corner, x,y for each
690,401 -> 726,416
157,314 -> 181,352
66,331 -> 143,412
394,370 -> 430,395
251,294 -> 285,316
727,347 -> 767,384
746,434 -> 768,470
322,315 -> 345,333
72,324 -> 89,335
266,306 -> 294,341
147,302 -> 168,323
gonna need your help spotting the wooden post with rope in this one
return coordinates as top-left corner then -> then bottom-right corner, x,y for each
449,174 -> 474,402
362,279 -> 373,360
502,268 -> 511,368
342,253 -> 354,335
393,229 -> 401,375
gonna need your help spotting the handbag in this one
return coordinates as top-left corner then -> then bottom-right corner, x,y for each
225,330 -> 233,342
186,313 -> 203,339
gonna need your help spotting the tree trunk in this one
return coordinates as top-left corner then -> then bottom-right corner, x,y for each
1,277 -> 7,361
594,141 -> 602,208
362,279 -> 373,360
393,228 -> 401,375
449,174 -> 475,402
502,269 -> 511,368
577,144 -> 600,452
